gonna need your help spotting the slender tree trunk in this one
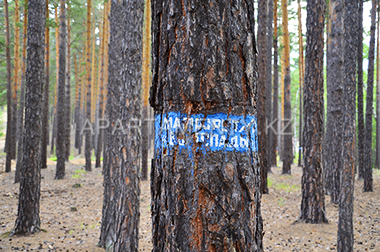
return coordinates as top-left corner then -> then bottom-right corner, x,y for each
15,0 -> 28,183
55,0 -> 67,179
41,0 -> 49,169
85,0 -> 92,171
74,56 -> 80,151
267,0 -> 274,173
141,0 -> 151,181
51,7 -> 59,156
297,0 -> 304,167
258,0 -> 268,194
300,0 -> 328,223
281,0 -> 292,174
4,0 -> 12,173
337,0 -> 357,250
363,0 -> 376,192
98,0 -> 143,250
11,0 -> 20,160
357,0 -> 364,179
324,0 -> 344,204
65,4 -> 71,161
375,5 -> 380,169
271,0 -> 279,167
150,1 -> 263,250
13,0 -> 45,234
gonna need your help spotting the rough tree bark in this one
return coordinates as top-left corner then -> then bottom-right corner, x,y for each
65,4 -> 71,161
363,0 -> 376,192
266,0 -> 274,173
258,0 -> 268,194
300,0 -> 328,223
281,0 -> 292,174
337,0 -> 357,250
150,0 -> 263,251
13,0 -> 45,234
357,0 -> 364,179
324,0 -> 344,204
51,7 -> 59,155
271,0 -> 279,168
55,0 -> 67,179
15,0 -> 28,183
41,0 -> 50,169
297,0 -> 304,167
4,0 -> 12,173
376,5 -> 380,169
85,0 -> 92,171
98,0 -> 143,250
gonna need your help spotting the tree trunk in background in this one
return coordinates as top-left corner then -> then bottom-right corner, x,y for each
258,0 -> 268,194
15,0 -> 28,183
41,0 -> 49,169
363,0 -> 376,192
267,0 -> 274,173
141,0 -> 151,181
11,0 -> 20,160
324,0 -> 344,204
65,4 -> 71,161
85,0 -> 92,171
13,0 -> 45,234
98,0 -> 142,250
337,0 -> 357,250
271,0 -> 279,168
51,7 -> 59,156
300,0 -> 328,223
55,0 -> 67,179
281,0 -> 292,174
297,0 -> 304,167
357,0 -> 364,179
376,5 -> 380,169
74,56 -> 80,151
150,1 -> 263,250
4,0 -> 12,173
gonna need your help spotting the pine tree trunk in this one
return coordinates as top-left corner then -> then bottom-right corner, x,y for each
363,0 -> 376,192
324,0 -> 344,204
98,0 -> 143,250
337,0 -> 357,250
55,0 -> 67,179
357,0 -> 364,179
300,0 -> 328,223
65,6 -> 71,161
297,0 -> 304,167
74,55 -> 82,152
281,0 -> 292,174
51,7 -> 59,156
258,0 -> 268,194
4,0 -> 12,173
13,0 -> 45,234
271,0 -> 279,168
41,0 -> 50,169
150,1 -> 263,250
266,0 -> 274,173
376,6 -> 380,169
85,0 -> 92,171
15,0 -> 28,183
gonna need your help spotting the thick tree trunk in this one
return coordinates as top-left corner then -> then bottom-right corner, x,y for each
4,0 -> 12,173
324,0 -> 344,204
281,0 -> 292,174
85,0 -> 92,172
363,0 -> 376,192
98,0 -> 143,250
266,0 -> 274,173
258,0 -> 268,194
15,1 -> 28,183
41,0 -> 49,169
357,0 -> 364,179
150,1 -> 263,250
13,0 -> 45,234
271,0 -> 279,168
55,0 -> 66,179
337,0 -> 357,250
376,6 -> 380,169
300,0 -> 328,223
65,7 -> 71,161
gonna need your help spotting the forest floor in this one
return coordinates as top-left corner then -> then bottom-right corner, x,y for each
0,158 -> 379,251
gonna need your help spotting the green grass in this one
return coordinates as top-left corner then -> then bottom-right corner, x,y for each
71,169 -> 87,179
267,177 -> 300,192
373,168 -> 380,176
